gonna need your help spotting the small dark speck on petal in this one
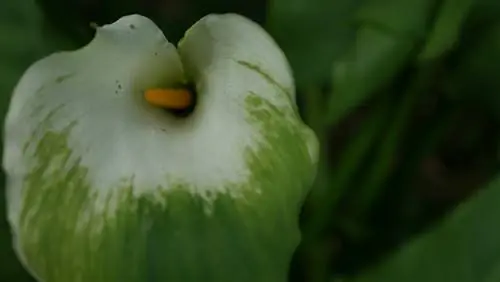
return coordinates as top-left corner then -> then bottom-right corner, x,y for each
129,24 -> 136,29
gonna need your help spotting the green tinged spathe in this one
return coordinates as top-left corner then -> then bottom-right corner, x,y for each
3,14 -> 319,282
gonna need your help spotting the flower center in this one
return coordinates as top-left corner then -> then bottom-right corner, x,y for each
144,83 -> 197,117
144,88 -> 192,109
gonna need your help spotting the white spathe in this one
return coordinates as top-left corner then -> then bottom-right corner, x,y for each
3,13 -> 319,282
4,13 -> 315,229
3,14 -> 318,282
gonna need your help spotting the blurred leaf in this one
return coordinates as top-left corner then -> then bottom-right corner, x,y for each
327,0 -> 437,125
267,0 -> 363,87
328,29 -> 413,125
346,67 -> 435,219
349,174 -> 500,282
470,0 -> 500,25
446,23 -> 500,119
305,96 -> 391,235
356,0 -> 435,37
418,0 -> 474,62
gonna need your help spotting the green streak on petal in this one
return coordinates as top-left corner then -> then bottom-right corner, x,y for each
17,94 -> 314,282
236,60 -> 293,100
35,73 -> 76,96
54,73 -> 76,84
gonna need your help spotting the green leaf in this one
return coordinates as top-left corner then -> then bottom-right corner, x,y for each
446,23 -> 500,119
418,0 -> 474,62
267,0 -> 363,87
356,0 -> 436,37
345,67 -> 435,219
349,174 -> 500,282
328,28 -> 413,125
327,0 -> 437,125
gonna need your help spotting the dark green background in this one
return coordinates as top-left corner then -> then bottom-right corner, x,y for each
1,0 -> 500,281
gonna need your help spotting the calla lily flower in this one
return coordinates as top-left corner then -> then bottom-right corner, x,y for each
3,13 -> 318,282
